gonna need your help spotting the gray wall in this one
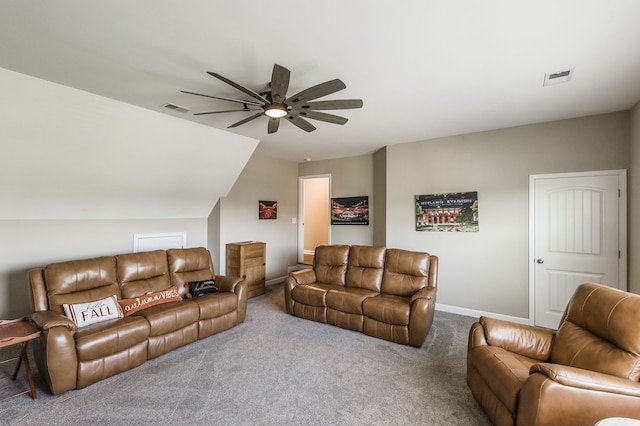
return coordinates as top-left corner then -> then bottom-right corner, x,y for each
215,152 -> 299,281
0,68 -> 258,319
385,112 -> 630,319
373,148 -> 387,247
299,155 -> 374,246
0,218 -> 207,318
3,97 -> 637,321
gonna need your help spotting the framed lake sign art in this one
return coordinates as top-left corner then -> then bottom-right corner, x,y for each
415,192 -> 478,232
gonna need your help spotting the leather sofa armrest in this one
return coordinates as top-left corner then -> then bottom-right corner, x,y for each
408,286 -> 438,347
215,275 -> 247,323
517,365 -> 640,424
530,363 -> 640,397
31,310 -> 77,333
480,316 -> 555,361
215,275 -> 243,293
30,310 -> 79,395
410,286 -> 436,304
283,269 -> 316,315
289,269 -> 317,285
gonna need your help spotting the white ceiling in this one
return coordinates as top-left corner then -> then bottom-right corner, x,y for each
2,0 -> 640,163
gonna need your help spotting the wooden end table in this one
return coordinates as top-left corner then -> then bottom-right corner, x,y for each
0,317 -> 41,402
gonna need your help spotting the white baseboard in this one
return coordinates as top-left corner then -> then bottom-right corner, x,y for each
286,264 -> 312,274
270,265 -> 312,287
436,302 -> 530,325
267,276 -> 286,286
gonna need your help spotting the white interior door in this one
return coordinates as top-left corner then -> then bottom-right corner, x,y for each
529,170 -> 626,329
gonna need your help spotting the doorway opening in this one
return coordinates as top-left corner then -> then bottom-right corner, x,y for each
298,175 -> 331,265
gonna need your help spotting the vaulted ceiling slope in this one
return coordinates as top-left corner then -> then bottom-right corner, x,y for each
1,1 -> 639,164
0,68 -> 258,220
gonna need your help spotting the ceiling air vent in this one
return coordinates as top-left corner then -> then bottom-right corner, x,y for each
543,68 -> 574,86
161,102 -> 190,113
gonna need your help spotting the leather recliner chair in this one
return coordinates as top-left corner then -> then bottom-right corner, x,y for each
467,282 -> 640,425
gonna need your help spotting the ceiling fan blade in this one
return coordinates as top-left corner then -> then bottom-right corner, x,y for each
207,72 -> 270,105
294,99 -> 363,111
270,64 -> 290,104
228,113 -> 263,128
286,79 -> 347,106
297,110 -> 348,125
180,90 -> 263,107
286,114 -> 316,132
267,117 -> 280,134
194,109 -> 262,116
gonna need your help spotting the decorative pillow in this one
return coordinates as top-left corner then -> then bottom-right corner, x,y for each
118,286 -> 182,316
63,295 -> 123,328
184,278 -> 218,298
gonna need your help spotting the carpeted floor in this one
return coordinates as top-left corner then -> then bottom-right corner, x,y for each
0,284 -> 491,425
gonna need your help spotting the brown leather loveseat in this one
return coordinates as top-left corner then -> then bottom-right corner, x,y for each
283,245 -> 438,347
28,247 -> 247,395
467,282 -> 640,425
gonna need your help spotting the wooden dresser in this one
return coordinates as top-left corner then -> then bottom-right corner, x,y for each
225,241 -> 266,299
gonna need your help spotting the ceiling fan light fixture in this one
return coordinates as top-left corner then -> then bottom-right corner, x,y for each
264,104 -> 288,118
183,64 -> 362,134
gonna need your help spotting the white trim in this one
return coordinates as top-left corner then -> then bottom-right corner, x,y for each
133,232 -> 186,252
435,303 -> 529,325
528,169 -> 627,326
266,276 -> 286,286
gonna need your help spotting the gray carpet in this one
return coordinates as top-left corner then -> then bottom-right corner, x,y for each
0,284 -> 491,425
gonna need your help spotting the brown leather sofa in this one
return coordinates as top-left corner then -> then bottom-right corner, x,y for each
28,247 -> 247,395
283,245 -> 438,347
467,282 -> 640,425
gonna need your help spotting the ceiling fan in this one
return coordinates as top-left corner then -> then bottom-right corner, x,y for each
181,64 -> 363,134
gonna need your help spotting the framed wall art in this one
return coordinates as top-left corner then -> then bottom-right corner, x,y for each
259,200 -> 277,220
331,196 -> 369,225
415,192 -> 478,232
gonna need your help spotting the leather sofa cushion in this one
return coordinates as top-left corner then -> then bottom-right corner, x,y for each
75,315 -> 150,361
45,256 -> 120,314
551,321 -> 640,380
469,345 -> 538,414
192,292 -> 238,320
480,316 -> 553,362
291,283 -> 342,307
167,247 -> 216,297
551,283 -> 640,381
363,294 -> 411,325
326,287 -> 378,314
131,300 -> 199,337
116,250 -> 172,298
345,245 -> 385,292
562,283 -> 640,354
314,245 -> 349,286
381,249 -> 430,297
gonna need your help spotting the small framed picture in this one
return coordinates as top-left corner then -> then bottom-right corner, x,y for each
259,201 -> 277,220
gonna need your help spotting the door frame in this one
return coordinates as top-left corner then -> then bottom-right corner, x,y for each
528,169 -> 627,325
298,174 -> 331,264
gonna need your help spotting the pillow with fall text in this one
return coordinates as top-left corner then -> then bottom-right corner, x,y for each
63,295 -> 123,328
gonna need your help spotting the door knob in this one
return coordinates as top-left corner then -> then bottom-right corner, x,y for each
536,258 -> 544,264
